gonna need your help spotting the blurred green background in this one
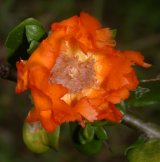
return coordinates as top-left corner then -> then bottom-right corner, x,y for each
0,0 -> 160,162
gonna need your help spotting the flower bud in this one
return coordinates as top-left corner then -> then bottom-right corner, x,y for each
23,122 -> 49,153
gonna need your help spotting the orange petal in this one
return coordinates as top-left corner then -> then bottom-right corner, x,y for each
51,15 -> 78,34
28,65 -> 49,89
123,50 -> 151,68
94,54 -> 111,85
97,103 -> 123,122
125,70 -> 139,90
106,88 -> 130,104
74,98 -> 97,122
16,60 -> 28,93
28,65 -> 68,99
40,110 -> 58,132
80,12 -> 101,32
31,87 -> 52,111
95,28 -> 116,48
27,40 -> 57,70
104,54 -> 133,90
26,108 -> 40,122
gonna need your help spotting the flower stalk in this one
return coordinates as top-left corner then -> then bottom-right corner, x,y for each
123,112 -> 160,139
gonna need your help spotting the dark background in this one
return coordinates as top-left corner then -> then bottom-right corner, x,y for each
0,0 -> 160,162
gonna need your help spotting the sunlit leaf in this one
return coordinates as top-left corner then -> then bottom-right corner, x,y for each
125,136 -> 145,155
25,25 -> 46,42
127,138 -> 160,162
27,40 -> 39,54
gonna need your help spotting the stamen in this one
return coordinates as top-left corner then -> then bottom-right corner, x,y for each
49,54 -> 95,93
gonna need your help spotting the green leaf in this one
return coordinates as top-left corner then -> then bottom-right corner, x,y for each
126,80 -> 160,107
23,122 -> 49,153
83,123 -> 94,142
125,136 -> 145,155
27,40 -> 39,54
127,138 -> 160,162
69,122 -> 103,155
47,126 -> 60,151
95,126 -> 108,140
25,25 -> 46,42
75,139 -> 102,155
5,18 -> 46,65
78,129 -> 88,144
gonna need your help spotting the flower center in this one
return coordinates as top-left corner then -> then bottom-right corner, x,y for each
49,54 -> 95,93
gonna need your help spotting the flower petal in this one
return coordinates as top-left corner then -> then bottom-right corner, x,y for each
16,60 -> 28,93
106,88 -> 130,104
31,87 -> 52,111
40,110 -> 58,132
123,50 -> 151,68
26,108 -> 40,122
74,98 -> 97,122
97,103 -> 123,122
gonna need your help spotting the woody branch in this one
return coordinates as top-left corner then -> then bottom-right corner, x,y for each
0,63 -> 17,82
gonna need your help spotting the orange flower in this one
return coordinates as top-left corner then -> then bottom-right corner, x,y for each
16,12 -> 151,132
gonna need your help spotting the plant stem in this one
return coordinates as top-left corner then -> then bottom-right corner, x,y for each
0,63 -> 17,82
123,113 -> 160,139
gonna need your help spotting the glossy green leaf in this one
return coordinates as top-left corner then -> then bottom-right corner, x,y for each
83,123 -> 94,142
126,80 -> 160,107
78,129 -> 88,144
5,18 -> 44,56
5,18 -> 46,65
127,138 -> 160,162
95,126 -> 108,140
23,122 -> 49,153
70,122 -> 103,155
25,25 -> 46,42
70,123 -> 89,145
27,40 -> 39,54
47,126 -> 60,151
75,139 -> 102,155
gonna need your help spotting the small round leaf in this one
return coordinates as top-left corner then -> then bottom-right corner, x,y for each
83,123 -> 94,142
95,126 -> 108,140
127,138 -> 160,162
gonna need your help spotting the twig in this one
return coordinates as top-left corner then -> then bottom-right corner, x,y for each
123,113 -> 160,139
140,74 -> 160,83
0,63 -> 17,82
